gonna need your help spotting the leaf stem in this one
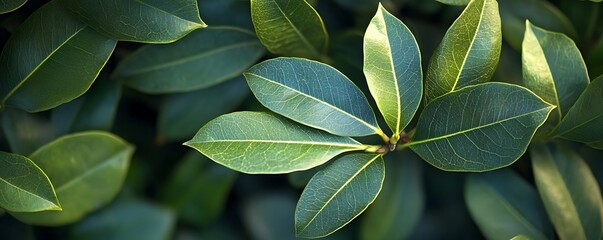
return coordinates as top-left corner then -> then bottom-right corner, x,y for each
376,129 -> 390,144
364,144 -> 388,154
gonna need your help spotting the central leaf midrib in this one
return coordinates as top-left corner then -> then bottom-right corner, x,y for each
298,155 -> 380,233
133,0 -> 203,26
450,0 -> 485,92
380,11 -> 402,133
270,0 -> 320,57
191,139 -> 364,149
247,72 -> 379,133
410,107 -> 551,146
56,149 -> 129,193
0,177 -> 57,208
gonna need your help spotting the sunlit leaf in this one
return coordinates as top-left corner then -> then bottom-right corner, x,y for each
436,0 -> 470,6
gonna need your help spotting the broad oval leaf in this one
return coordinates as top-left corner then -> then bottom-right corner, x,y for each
115,26 -> 264,94
58,0 -> 205,43
159,76 -> 249,142
0,1 -> 116,112
436,0 -> 470,6
531,143 -> 603,240
11,131 -> 134,226
364,4 -> 422,138
552,76 -> 603,149
522,21 -> 589,131
409,83 -> 554,171
360,150 -> 424,240
295,153 -> 384,238
424,0 -> 501,103
251,0 -> 328,59
0,0 -> 27,14
0,151 -> 60,212
185,112 -> 367,174
465,169 -> 553,240
245,58 -> 382,137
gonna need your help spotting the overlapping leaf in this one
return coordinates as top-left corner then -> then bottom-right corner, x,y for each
185,112 -> 367,174
0,0 -> 27,14
465,169 -> 553,240
11,132 -> 134,226
59,0 -> 205,43
436,0 -> 470,6
552,76 -> 603,149
409,83 -> 554,171
531,143 -> 603,240
295,153 -> 384,238
522,21 -> 589,130
245,58 -> 382,137
364,4 -> 422,139
0,152 -> 60,212
251,0 -> 328,59
2,109 -> 57,155
424,0 -> 501,103
0,1 -> 116,112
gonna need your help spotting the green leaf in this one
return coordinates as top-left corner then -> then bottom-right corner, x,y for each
295,153 -> 384,238
0,151 -> 60,212
58,0 -> 205,43
2,109 -> 58,155
0,1 -> 116,112
465,169 -> 553,240
245,57 -> 382,137
251,0 -> 328,59
159,152 -> 237,226
409,83 -> 554,171
115,26 -> 264,94
51,74 -> 121,135
11,131 -> 134,226
185,112 -> 367,174
436,0 -> 470,6
360,150 -> 424,240
69,199 -> 175,240
364,4 -> 422,137
424,0 -> 501,103
499,0 -> 577,50
158,76 -> 249,141
0,0 -> 27,14
531,143 -> 603,240
552,76 -> 603,149
522,21 -> 589,130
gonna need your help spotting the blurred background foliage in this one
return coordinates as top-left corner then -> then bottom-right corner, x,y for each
0,0 -> 601,239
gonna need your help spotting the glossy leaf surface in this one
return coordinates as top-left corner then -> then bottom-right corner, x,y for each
0,0 -> 27,14
410,83 -> 554,171
465,169 -> 553,240
522,21 -> 589,127
552,76 -> 603,149
185,112 -> 366,174
436,0 -> 470,6
425,0 -> 501,103
59,0 -> 205,43
295,153 -> 384,238
158,76 -> 249,141
115,27 -> 264,93
364,4 -> 422,136
245,58 -> 381,137
11,132 -> 134,226
531,143 -> 603,240
0,1 -> 116,112
0,152 -> 60,212
251,0 -> 328,59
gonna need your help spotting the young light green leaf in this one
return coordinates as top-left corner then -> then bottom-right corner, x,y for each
58,0 -> 205,43
245,57 -> 382,137
522,21 -> 589,130
531,143 -> 603,240
115,26 -> 264,94
409,83 -> 554,171
364,4 -> 422,139
51,75 -> 121,135
2,109 -> 58,155
251,0 -> 328,59
465,169 -> 553,240
295,153 -> 384,238
499,0 -> 577,50
436,0 -> 470,6
11,132 -> 134,226
0,0 -> 27,14
424,0 -> 501,103
360,150 -> 424,240
552,76 -> 603,149
185,112 -> 367,174
0,152 -> 60,212
69,199 -> 175,240
0,1 -> 116,112
159,76 -> 249,142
